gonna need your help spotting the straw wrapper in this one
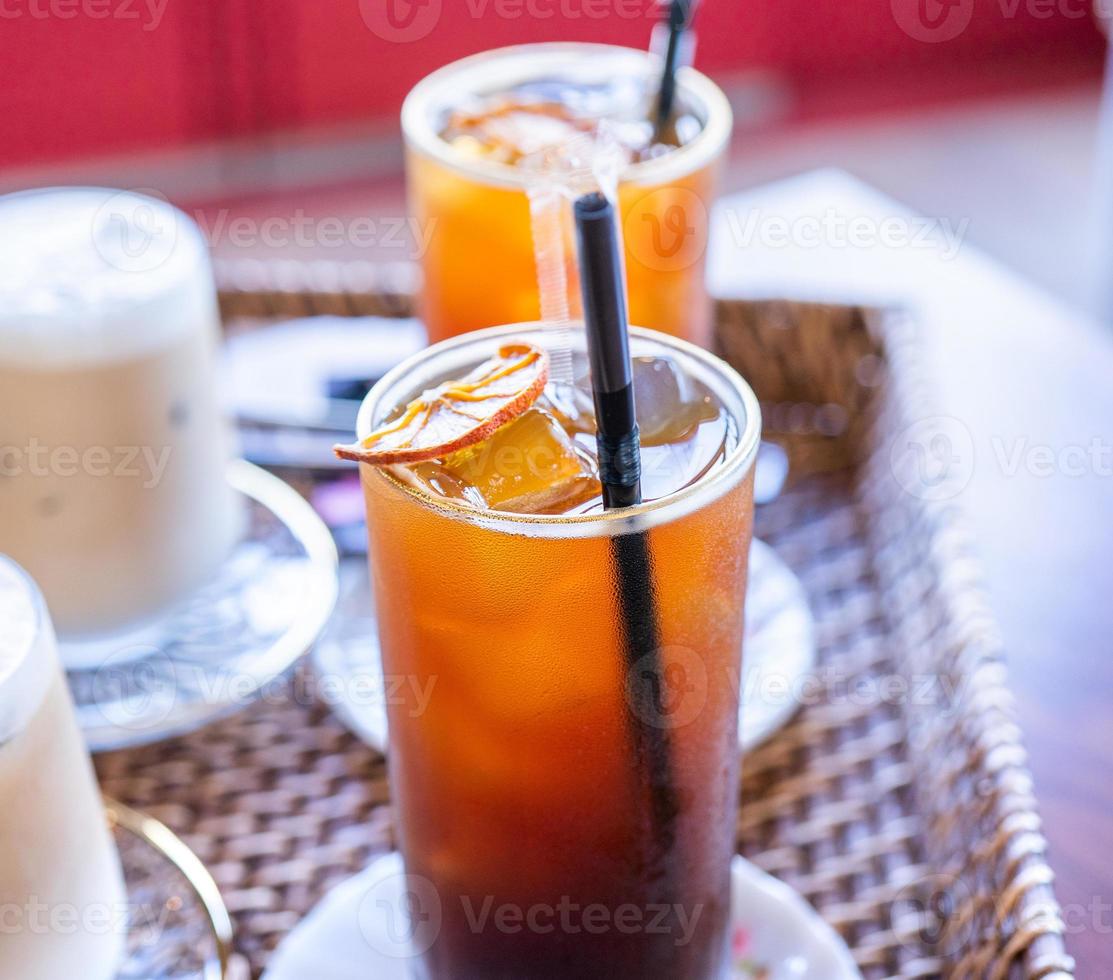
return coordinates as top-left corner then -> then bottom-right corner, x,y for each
524,129 -> 626,386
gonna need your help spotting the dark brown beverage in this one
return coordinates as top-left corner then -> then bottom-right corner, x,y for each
352,325 -> 761,978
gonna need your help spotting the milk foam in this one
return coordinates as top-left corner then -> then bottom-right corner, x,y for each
0,187 -> 212,367
0,558 -> 54,743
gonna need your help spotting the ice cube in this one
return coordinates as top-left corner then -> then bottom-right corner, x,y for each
482,111 -> 585,161
402,460 -> 487,510
627,356 -> 731,501
639,434 -> 719,503
444,101 -> 594,166
632,355 -> 717,446
536,382 -> 595,436
434,407 -> 600,515
447,134 -> 488,160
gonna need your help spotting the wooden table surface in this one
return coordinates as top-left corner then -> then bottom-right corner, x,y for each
708,170 -> 1113,975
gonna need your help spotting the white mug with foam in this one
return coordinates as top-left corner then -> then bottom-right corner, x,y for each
0,188 -> 240,645
0,556 -> 126,980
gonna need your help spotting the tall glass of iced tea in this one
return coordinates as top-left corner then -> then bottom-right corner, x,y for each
403,45 -> 733,347
349,323 -> 759,978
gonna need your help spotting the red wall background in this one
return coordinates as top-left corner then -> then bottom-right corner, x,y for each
0,0 -> 1105,170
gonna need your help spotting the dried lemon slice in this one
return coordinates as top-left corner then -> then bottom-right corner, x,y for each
334,342 -> 549,465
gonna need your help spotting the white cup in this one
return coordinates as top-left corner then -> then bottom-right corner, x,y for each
0,188 -> 240,642
0,556 -> 126,980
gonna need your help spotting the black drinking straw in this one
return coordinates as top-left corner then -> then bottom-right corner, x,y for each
653,0 -> 699,136
574,193 -> 641,511
573,191 -> 678,859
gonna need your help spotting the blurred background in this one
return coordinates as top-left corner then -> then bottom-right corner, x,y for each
1,0 -> 1110,317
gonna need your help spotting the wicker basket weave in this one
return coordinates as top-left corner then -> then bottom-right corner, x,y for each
94,259 -> 1073,980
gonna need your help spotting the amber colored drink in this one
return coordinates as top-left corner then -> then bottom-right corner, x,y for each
403,45 -> 732,347
357,325 -> 759,978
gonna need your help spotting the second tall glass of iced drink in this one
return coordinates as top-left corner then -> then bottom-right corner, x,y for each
403,45 -> 732,347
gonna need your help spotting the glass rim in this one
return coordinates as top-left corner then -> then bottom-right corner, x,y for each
401,42 -> 734,191
0,185 -> 210,281
356,323 -> 761,539
0,554 -> 46,686
0,555 -> 52,740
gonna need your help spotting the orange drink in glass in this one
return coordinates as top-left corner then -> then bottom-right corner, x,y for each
349,323 -> 759,978
403,45 -> 732,348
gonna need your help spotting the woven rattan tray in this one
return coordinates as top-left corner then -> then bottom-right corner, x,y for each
94,259 -> 1073,980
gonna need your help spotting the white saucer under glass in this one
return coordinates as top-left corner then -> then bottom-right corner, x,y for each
263,851 -> 860,980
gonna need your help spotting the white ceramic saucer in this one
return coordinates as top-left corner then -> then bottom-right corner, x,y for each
66,460 -> 339,752
263,852 -> 860,980
313,538 -> 815,754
